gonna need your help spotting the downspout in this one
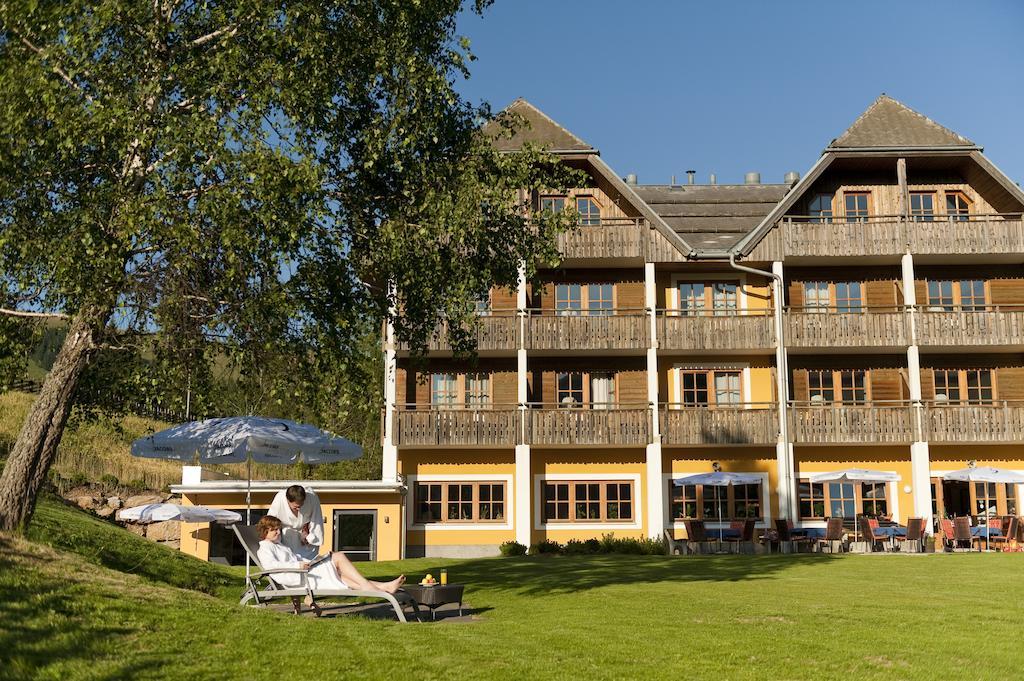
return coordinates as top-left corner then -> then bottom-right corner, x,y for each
727,253 -> 792,520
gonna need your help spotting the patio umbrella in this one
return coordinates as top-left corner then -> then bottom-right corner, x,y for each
942,466 -> 1024,550
807,469 -> 901,545
132,416 -> 362,571
118,502 -> 242,525
673,472 -> 763,543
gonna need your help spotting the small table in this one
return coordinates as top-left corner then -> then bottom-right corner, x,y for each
402,584 -> 466,621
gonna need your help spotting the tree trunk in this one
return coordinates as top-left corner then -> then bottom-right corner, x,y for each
0,306 -> 107,533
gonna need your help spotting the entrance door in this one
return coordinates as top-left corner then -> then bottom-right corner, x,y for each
333,510 -> 377,562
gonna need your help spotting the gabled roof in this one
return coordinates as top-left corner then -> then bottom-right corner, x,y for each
633,184 -> 789,251
829,94 -> 977,149
483,98 -> 596,153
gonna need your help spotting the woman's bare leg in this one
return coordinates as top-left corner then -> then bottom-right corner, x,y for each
330,552 -> 405,593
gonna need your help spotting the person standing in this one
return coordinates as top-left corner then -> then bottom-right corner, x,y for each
268,484 -> 324,560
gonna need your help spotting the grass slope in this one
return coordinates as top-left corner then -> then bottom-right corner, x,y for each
4,499 -> 1024,680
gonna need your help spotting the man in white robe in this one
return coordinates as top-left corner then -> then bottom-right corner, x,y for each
267,484 -> 324,560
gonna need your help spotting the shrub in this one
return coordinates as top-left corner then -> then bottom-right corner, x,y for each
564,538 -> 601,555
99,474 -> 120,490
597,533 -> 666,556
499,540 -> 527,556
528,539 -> 561,555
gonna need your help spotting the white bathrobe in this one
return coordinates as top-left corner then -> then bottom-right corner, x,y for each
256,539 -> 349,591
268,486 -> 324,560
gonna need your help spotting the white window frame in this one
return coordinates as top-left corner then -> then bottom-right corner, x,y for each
406,474 -> 514,531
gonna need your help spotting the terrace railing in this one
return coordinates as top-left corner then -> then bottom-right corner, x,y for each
781,216 -> 905,258
922,401 -> 1024,444
660,403 -> 778,445
789,401 -> 914,444
526,309 -> 649,351
656,309 -> 774,351
914,305 -> 1024,347
392,404 -> 520,447
525,403 -> 651,446
397,311 -> 519,353
556,217 -> 647,260
786,306 -> 908,347
907,213 -> 1024,255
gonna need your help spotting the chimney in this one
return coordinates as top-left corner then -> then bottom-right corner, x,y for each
686,170 -> 696,185
625,173 -> 638,185
670,175 -> 676,186
709,173 -> 717,185
744,171 -> 761,185
784,171 -> 800,185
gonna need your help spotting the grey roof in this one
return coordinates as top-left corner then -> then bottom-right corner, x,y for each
830,95 -> 976,149
483,98 -> 595,153
632,184 -> 790,250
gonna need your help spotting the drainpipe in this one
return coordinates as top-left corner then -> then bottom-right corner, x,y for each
728,253 -> 793,521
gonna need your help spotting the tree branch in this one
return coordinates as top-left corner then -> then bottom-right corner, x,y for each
0,307 -> 70,320
190,24 -> 239,47
13,32 -> 101,108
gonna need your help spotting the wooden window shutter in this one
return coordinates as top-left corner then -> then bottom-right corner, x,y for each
792,369 -> 810,401
788,281 -> 804,308
919,368 -> 936,401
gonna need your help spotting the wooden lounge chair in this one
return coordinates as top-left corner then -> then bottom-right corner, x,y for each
683,520 -> 713,555
774,518 -> 812,553
818,517 -> 846,553
952,516 -> 976,552
988,516 -> 1018,551
724,519 -> 757,554
664,529 -> 686,556
899,517 -> 925,553
231,524 -> 421,622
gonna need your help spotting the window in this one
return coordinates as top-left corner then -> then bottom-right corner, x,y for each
543,481 -> 635,523
840,370 -> 867,404
910,192 -> 935,221
946,192 -> 971,221
975,482 -> 998,517
834,282 -> 863,312
465,373 -> 490,407
927,280 -> 954,311
712,283 -> 738,315
861,483 -> 888,517
587,283 -> 614,315
960,280 -> 986,311
670,481 -> 762,521
1008,485 -> 1017,516
557,371 -> 584,407
678,369 -> 742,407
555,283 -> 582,316
844,192 -> 870,222
927,279 -> 986,311
797,480 -> 891,520
676,281 -> 741,316
541,195 -> 566,213
932,368 -> 995,404
808,370 -> 835,404
804,282 -> 830,312
829,482 -> 856,519
799,481 -> 826,519
431,373 -> 458,407
678,282 -> 707,316
966,369 -> 994,404
576,196 -> 601,226
808,194 -> 834,223
933,370 -> 961,403
590,373 -> 616,409
414,481 -> 507,523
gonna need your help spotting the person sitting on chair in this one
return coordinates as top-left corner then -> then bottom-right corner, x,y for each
256,515 -> 405,615
268,484 -> 324,560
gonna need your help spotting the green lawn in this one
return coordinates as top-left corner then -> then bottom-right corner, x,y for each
4,499 -> 1024,680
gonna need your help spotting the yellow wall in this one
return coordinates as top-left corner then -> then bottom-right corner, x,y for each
794,446 -> 914,525
179,491 -> 404,561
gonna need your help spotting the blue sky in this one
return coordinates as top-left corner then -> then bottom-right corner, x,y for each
456,1 -> 1024,186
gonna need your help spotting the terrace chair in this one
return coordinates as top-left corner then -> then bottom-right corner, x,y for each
817,517 -> 846,553
952,516 -> 976,552
231,524 -> 421,622
683,520 -> 713,555
939,518 -> 956,552
862,517 -> 893,552
774,518 -> 812,554
898,517 -> 925,553
988,516 -> 1019,551
664,529 -> 686,556
723,519 -> 756,554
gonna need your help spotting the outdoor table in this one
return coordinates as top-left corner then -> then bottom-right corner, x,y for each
712,528 -> 742,540
871,526 -> 906,538
402,584 -> 466,621
971,526 -> 1003,538
794,528 -> 826,540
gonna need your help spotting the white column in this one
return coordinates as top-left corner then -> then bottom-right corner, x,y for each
902,252 -> 933,528
515,262 -> 532,546
644,262 -> 664,538
771,261 -> 796,521
382,306 -> 398,482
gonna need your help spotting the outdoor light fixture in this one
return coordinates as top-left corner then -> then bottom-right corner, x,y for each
712,461 -> 722,472
903,484 -> 913,494
968,460 -> 977,468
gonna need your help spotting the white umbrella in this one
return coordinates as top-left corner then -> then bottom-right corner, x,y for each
807,469 -> 901,545
942,466 -> 1024,550
673,472 -> 763,543
118,503 -> 242,524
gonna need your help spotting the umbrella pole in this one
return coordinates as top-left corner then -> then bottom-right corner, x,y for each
245,457 -> 252,575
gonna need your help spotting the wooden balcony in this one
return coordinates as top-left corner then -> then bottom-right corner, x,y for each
922,401 -> 1024,444
525,404 -> 651,446
908,214 -> 1024,256
786,308 -> 908,348
660,404 -> 778,446
656,310 -> 774,351
781,216 -> 904,258
556,217 -> 646,260
397,312 -> 518,354
393,406 -> 520,447
915,306 -> 1024,348
526,310 -> 649,352
789,402 -> 913,444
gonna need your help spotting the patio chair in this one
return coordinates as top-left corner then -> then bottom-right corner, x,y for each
939,518 -> 955,552
231,524 -> 421,622
862,517 -> 893,552
774,518 -> 812,553
724,519 -> 757,554
817,518 -> 846,553
952,516 -> 976,552
664,529 -> 686,556
898,517 -> 925,553
683,520 -> 714,555
988,516 -> 1018,551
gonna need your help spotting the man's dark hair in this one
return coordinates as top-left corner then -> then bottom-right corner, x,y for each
285,485 -> 306,504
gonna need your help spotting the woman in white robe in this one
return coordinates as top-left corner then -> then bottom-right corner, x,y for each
267,484 -> 325,560
255,515 -> 405,613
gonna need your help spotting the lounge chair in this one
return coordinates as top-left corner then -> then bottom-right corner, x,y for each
817,517 -> 846,553
898,517 -> 925,553
774,518 -> 812,553
231,524 -> 421,622
952,516 -> 976,552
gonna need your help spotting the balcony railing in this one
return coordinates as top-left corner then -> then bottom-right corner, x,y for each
397,312 -> 518,353
556,217 -> 646,260
781,216 -> 904,258
907,214 -> 1024,255
786,307 -> 908,347
914,306 -> 1024,347
789,401 -> 913,444
922,401 -> 1024,444
392,405 -> 520,447
526,309 -> 648,351
656,310 -> 774,351
525,403 -> 651,446
660,403 -> 778,445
